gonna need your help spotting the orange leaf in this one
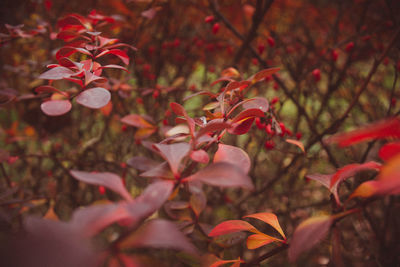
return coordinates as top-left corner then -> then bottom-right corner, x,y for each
285,139 -> 305,153
243,212 -> 286,239
246,233 -> 280,249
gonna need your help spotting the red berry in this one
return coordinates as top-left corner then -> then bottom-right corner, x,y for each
391,98 -> 397,107
98,186 -> 106,195
258,43 -> 265,54
255,117 -> 265,130
152,90 -> 160,99
121,125 -> 128,132
212,23 -> 220,34
383,57 -> 389,66
345,42 -> 354,52
331,49 -> 338,62
271,96 -> 279,105
296,132 -> 302,140
264,140 -> 275,150
120,162 -> 127,168
163,119 -> 168,126
267,36 -> 275,47
204,15 -> 214,23
273,82 -> 279,91
279,122 -> 286,136
136,97 -> 143,105
252,58 -> 258,65
265,124 -> 275,136
312,68 -> 321,82
173,38 -> 180,48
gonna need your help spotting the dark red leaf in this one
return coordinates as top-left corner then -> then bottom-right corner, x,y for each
195,121 -> 231,140
242,97 -> 269,112
56,46 -> 92,60
41,100 -> 72,116
330,161 -> 381,188
248,67 -> 280,83
325,117 -> 400,147
96,49 -> 129,65
288,215 -> 333,262
70,170 -> 132,201
76,87 -> 111,109
84,70 -> 107,86
99,64 -> 129,72
183,162 -> 254,190
228,117 -> 255,135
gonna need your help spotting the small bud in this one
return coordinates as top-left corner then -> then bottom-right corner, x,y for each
98,186 -> 106,195
296,132 -> 302,140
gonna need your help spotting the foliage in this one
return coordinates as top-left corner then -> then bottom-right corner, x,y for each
1,0 -> 400,266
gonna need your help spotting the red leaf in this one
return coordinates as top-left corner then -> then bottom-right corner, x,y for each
96,49 -> 129,65
248,67 -> 280,83
325,117 -> 400,147
139,162 -> 174,179
39,66 -> 75,80
153,142 -> 191,176
243,212 -> 286,239
121,114 -> 154,128
183,162 -> 254,190
56,46 -> 92,60
41,100 -> 72,116
330,161 -> 381,188
76,87 -> 111,109
288,215 -> 333,262
35,86 -> 68,97
190,149 -> 210,164
379,141 -> 400,161
228,117 -> 255,135
208,220 -> 258,237
170,102 -> 186,116
214,144 -> 251,174
70,170 -> 132,201
99,64 -> 129,72
118,219 -> 197,254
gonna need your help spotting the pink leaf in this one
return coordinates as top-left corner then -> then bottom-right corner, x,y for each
99,64 -> 129,72
153,143 -> 191,176
70,170 -> 132,201
39,66 -> 75,80
325,117 -> 400,147
123,181 -> 174,227
84,70 -> 107,86
41,100 -> 72,116
208,220 -> 257,237
76,87 -> 111,109
214,144 -> 251,174
126,156 -> 160,171
139,162 -> 174,179
56,46 -> 92,60
183,162 -> 254,190
288,215 -> 333,262
242,97 -> 269,112
118,219 -> 197,254
70,203 -> 131,237
190,149 -> 210,164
